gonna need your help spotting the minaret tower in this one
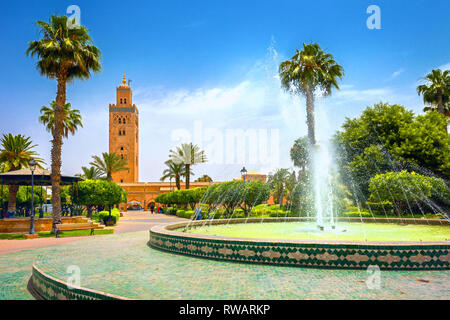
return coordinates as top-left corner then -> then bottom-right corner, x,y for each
108,75 -> 139,183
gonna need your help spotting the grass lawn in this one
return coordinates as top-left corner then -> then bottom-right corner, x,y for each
0,228 -> 114,240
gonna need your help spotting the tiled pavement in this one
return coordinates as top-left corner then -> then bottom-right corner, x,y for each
0,212 -> 449,300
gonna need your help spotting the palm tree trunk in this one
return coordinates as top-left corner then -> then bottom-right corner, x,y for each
437,89 -> 444,115
50,73 -> 67,232
7,185 -> 19,213
175,175 -> 181,190
437,90 -> 448,133
185,164 -> 190,189
305,87 -> 316,145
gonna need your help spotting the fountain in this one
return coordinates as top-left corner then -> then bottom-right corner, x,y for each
149,133 -> 450,270
148,45 -> 449,271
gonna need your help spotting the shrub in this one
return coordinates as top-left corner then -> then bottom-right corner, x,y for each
268,209 -> 293,217
341,211 -> 373,218
176,209 -> 194,219
97,208 -> 120,225
185,210 -> 195,219
233,208 -> 245,218
251,204 -> 269,215
369,171 -> 433,214
211,212 -> 223,219
366,201 -> 394,214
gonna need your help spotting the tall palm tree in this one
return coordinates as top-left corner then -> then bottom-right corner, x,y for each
0,134 -> 44,212
160,160 -> 190,190
417,69 -> 450,132
417,69 -> 450,115
169,143 -> 207,189
79,166 -> 103,180
27,15 -> 101,229
90,152 -> 128,181
267,168 -> 293,206
279,43 -> 344,145
39,101 -> 83,138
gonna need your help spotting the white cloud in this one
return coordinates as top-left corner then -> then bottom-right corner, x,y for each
438,62 -> 450,70
389,69 -> 405,80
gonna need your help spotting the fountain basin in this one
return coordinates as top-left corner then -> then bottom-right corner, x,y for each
149,217 -> 450,270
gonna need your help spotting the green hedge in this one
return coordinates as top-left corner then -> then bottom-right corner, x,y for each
95,208 -> 120,225
176,209 -> 194,219
268,210 -> 292,217
366,201 -> 394,214
341,211 -> 373,218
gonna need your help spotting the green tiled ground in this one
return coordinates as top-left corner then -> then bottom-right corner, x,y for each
1,231 -> 449,299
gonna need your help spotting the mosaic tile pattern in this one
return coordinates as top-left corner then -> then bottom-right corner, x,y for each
32,266 -> 128,300
1,231 -> 449,300
149,220 -> 450,270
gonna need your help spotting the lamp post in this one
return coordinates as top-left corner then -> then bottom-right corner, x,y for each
29,159 -> 37,235
240,167 -> 247,182
240,167 -> 248,216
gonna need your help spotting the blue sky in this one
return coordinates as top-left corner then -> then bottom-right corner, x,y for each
1,0 -> 449,181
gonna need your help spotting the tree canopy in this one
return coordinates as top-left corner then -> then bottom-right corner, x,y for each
334,102 -> 450,199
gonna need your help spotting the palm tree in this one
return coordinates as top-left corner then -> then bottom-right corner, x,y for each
160,160 -> 189,190
169,143 -> 207,189
417,69 -> 450,132
279,43 -> 343,145
27,15 -> 101,229
417,69 -> 450,115
290,136 -> 310,174
79,166 -> 103,180
0,134 -> 44,212
267,168 -> 293,207
90,152 -> 128,181
39,101 -> 83,138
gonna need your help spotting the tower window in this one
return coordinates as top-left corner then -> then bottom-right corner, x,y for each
120,179 -> 123,183
123,118 -> 126,124
124,98 -> 127,104
118,118 -> 122,124
120,146 -> 124,151
121,154 -> 124,159
120,98 -> 123,104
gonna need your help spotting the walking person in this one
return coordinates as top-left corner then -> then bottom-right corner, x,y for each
150,203 -> 155,214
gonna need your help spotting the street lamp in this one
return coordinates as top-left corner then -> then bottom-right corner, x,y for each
29,159 -> 37,235
240,167 -> 247,181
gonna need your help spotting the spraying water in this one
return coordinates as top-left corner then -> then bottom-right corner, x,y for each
310,99 -> 337,231
312,141 -> 335,230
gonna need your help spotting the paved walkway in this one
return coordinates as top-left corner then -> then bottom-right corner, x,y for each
0,212 -> 449,300
0,211 -> 184,255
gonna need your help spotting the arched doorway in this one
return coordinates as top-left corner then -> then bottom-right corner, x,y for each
127,200 -> 143,211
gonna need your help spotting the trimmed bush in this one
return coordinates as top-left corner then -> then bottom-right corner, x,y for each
366,201 -> 394,214
341,211 -> 373,218
369,170 -> 447,215
176,209 -> 194,219
233,208 -> 245,218
96,208 -> 120,225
